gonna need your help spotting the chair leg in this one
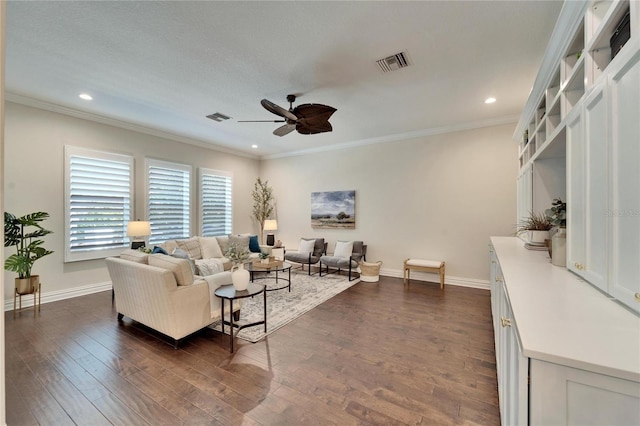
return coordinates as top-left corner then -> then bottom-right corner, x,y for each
319,261 -> 323,276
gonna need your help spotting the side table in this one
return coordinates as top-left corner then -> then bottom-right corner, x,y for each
14,281 -> 42,317
214,282 -> 266,352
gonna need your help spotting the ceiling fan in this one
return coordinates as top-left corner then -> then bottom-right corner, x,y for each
239,94 -> 337,137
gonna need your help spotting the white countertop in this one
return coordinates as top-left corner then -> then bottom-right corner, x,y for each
491,236 -> 640,382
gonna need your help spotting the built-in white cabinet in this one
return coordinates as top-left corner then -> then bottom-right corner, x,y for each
490,238 -> 640,426
515,0 -> 640,313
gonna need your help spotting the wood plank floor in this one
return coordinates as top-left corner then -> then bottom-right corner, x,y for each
5,276 -> 500,425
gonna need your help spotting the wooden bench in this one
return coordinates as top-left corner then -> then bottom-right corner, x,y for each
403,259 -> 445,289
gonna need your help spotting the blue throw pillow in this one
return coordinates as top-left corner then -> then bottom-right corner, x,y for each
152,245 -> 168,255
249,235 -> 261,253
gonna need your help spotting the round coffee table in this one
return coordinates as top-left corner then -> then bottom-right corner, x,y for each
245,261 -> 292,292
214,282 -> 266,352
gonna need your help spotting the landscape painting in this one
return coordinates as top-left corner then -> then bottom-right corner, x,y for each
311,190 -> 356,229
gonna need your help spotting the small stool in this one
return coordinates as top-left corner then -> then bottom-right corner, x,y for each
403,259 -> 445,289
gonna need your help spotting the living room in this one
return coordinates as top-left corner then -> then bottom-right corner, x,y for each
2,1 -> 640,425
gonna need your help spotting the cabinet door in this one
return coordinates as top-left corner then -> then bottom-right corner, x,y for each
582,83 -> 608,291
566,107 -> 586,274
608,42 -> 640,313
517,164 -> 533,225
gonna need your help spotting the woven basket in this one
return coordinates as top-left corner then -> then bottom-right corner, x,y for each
359,260 -> 382,282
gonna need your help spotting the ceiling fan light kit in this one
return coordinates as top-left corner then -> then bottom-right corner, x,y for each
240,94 -> 336,137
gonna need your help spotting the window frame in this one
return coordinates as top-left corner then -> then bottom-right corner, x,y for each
64,146 -> 134,262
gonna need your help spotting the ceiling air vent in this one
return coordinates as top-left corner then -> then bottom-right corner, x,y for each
206,112 -> 231,122
376,51 -> 410,73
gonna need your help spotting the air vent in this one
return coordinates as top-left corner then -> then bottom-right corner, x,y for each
206,112 -> 231,122
376,51 -> 410,73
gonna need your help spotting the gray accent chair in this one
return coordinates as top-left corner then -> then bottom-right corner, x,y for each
284,238 -> 327,275
319,241 -> 367,281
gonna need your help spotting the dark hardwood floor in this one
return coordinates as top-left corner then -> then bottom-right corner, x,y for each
5,276 -> 500,425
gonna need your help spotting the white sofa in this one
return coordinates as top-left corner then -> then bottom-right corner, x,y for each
157,235 -> 271,274
106,249 -> 240,348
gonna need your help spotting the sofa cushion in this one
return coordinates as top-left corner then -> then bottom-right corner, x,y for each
176,237 -> 202,260
170,248 -> 196,275
298,238 -> 316,255
334,240 -> 353,258
249,235 -> 261,253
159,239 -> 178,254
120,249 -> 150,264
215,235 -> 229,254
194,258 -> 225,276
199,236 -> 223,258
148,254 -> 194,286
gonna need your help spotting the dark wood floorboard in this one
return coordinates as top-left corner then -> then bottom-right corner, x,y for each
5,276 -> 500,425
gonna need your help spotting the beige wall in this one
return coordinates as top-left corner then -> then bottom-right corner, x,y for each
3,102 -> 260,301
260,123 -> 518,285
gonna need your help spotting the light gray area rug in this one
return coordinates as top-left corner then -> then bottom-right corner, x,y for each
211,269 -> 359,342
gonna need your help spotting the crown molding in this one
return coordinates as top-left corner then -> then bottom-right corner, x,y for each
5,93 -> 259,160
263,114 -> 519,160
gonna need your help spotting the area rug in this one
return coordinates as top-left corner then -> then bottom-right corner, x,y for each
210,269 -> 359,342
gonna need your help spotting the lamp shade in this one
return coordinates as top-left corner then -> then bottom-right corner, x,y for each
264,220 -> 278,231
126,221 -> 151,237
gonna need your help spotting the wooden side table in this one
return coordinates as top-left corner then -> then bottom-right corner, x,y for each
214,282 -> 266,352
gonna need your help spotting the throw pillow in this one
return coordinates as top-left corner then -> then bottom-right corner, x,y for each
199,236 -> 223,258
249,235 -> 261,253
228,235 -> 250,251
149,254 -> 194,286
176,237 -> 202,260
194,258 -> 225,276
215,235 -> 229,254
298,238 -> 316,255
334,240 -> 354,258
152,245 -> 168,255
171,248 -> 196,275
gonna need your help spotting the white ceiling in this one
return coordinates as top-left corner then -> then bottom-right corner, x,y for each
5,1 -> 563,159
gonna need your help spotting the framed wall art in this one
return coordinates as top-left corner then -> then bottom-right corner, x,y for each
311,190 -> 355,229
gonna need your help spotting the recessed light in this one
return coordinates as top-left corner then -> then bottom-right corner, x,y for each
251,144 -> 258,149
485,97 -> 496,104
79,93 -> 93,101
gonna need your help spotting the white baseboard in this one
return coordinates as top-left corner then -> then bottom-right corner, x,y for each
379,267 -> 489,290
4,281 -> 112,311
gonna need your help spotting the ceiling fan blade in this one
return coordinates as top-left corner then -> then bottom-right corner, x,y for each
237,120 -> 286,123
273,123 -> 296,137
296,120 -> 333,135
261,99 -> 298,121
293,104 -> 336,120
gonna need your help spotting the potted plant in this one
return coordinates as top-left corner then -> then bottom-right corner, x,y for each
252,178 -> 274,245
516,211 -> 553,244
259,251 -> 270,264
545,198 -> 567,228
225,243 -> 251,290
4,211 -> 54,294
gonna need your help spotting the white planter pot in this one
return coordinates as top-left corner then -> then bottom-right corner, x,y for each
528,230 -> 550,244
232,263 -> 250,291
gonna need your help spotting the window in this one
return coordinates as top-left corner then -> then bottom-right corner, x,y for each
146,159 -> 191,245
65,146 -> 133,262
199,168 -> 233,236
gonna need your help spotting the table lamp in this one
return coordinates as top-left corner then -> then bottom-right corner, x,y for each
126,220 -> 151,249
264,219 -> 278,246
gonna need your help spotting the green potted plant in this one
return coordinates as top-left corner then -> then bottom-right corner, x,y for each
252,178 -> 274,245
4,211 -> 54,294
545,198 -> 567,228
225,243 -> 251,290
516,211 -> 553,244
258,251 -> 270,264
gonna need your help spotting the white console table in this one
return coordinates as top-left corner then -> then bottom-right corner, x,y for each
490,236 -> 640,426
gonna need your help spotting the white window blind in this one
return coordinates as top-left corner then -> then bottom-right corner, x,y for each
147,159 -> 191,244
199,168 -> 233,236
65,146 -> 133,262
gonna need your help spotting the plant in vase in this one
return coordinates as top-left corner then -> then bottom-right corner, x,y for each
225,243 -> 251,290
4,211 -> 54,294
546,198 -> 567,266
258,251 -> 270,264
515,211 -> 552,244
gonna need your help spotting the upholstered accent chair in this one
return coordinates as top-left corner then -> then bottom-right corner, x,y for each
284,238 -> 327,275
319,241 -> 367,281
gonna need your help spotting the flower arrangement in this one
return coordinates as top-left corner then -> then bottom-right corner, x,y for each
225,243 -> 250,264
545,198 -> 567,228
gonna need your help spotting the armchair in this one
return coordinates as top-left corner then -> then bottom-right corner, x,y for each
284,238 -> 327,275
319,241 -> 367,281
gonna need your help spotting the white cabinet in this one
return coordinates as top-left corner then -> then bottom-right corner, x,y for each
516,165 -> 533,224
607,41 -> 640,313
566,106 -> 586,275
530,360 -> 640,426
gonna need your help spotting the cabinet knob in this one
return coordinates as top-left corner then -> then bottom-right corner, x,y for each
501,316 -> 512,327
496,276 -> 503,283
635,293 -> 640,302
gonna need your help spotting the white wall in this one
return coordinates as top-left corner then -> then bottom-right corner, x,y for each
3,102 -> 260,302
260,123 -> 518,285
